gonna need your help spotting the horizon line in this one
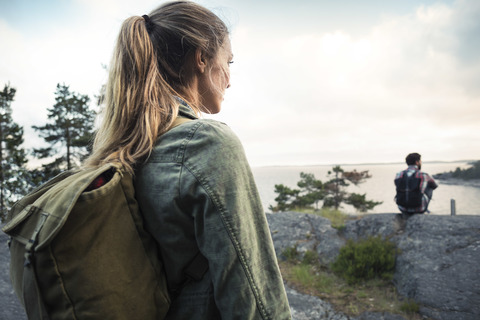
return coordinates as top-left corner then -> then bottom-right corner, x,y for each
252,159 -> 477,168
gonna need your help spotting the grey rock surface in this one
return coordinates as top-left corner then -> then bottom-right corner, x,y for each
342,213 -> 405,241
267,211 -> 321,257
393,215 -> 480,320
0,230 -> 27,320
286,285 -> 350,320
353,312 -> 407,320
266,211 -> 345,265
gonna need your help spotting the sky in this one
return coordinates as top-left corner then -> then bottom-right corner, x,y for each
1,0 -> 479,167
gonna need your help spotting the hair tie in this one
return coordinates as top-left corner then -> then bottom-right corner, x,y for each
142,14 -> 154,32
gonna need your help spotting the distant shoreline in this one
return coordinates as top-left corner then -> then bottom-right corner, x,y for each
436,177 -> 480,188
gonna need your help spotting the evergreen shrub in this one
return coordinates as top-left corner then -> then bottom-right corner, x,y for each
331,236 -> 396,284
282,246 -> 299,262
400,299 -> 420,314
302,250 -> 318,265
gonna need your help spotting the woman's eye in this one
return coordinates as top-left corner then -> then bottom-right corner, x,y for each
228,60 -> 234,65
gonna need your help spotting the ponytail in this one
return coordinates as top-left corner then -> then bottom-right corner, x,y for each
85,16 -> 179,173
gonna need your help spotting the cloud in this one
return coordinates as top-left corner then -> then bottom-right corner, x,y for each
0,19 -> 49,134
2,0 -> 479,168
209,0 -> 480,166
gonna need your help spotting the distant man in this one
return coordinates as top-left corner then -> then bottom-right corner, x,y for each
394,153 -> 438,215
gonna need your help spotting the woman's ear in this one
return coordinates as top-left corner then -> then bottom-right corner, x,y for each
195,48 -> 207,73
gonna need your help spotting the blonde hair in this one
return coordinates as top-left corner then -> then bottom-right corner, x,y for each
84,1 -> 229,173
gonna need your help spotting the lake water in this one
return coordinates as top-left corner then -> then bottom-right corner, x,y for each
251,161 -> 480,215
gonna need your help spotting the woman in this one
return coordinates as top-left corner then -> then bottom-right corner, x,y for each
86,1 -> 291,319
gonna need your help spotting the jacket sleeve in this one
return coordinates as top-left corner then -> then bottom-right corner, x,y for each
179,120 -> 291,320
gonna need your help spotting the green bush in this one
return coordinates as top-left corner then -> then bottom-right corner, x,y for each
302,250 -> 318,265
331,236 -> 396,284
282,246 -> 299,262
400,299 -> 420,314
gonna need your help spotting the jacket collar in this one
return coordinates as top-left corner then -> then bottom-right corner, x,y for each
175,97 -> 198,120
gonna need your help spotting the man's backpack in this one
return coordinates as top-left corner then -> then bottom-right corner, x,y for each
2,163 -> 172,319
395,171 -> 423,209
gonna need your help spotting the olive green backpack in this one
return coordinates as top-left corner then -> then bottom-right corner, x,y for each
2,163 -> 172,320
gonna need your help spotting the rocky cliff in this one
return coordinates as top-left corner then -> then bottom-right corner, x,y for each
1,212 -> 479,320
267,212 -> 480,320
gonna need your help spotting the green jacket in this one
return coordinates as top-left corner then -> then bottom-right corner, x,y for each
134,103 -> 291,319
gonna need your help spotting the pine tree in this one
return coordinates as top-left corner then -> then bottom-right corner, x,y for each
32,84 -> 95,181
271,166 -> 382,213
296,172 -> 324,210
269,184 -> 300,212
0,84 -> 29,221
324,166 -> 349,210
324,166 -> 381,212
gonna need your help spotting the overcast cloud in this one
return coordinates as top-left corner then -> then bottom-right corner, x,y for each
1,0 -> 479,167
